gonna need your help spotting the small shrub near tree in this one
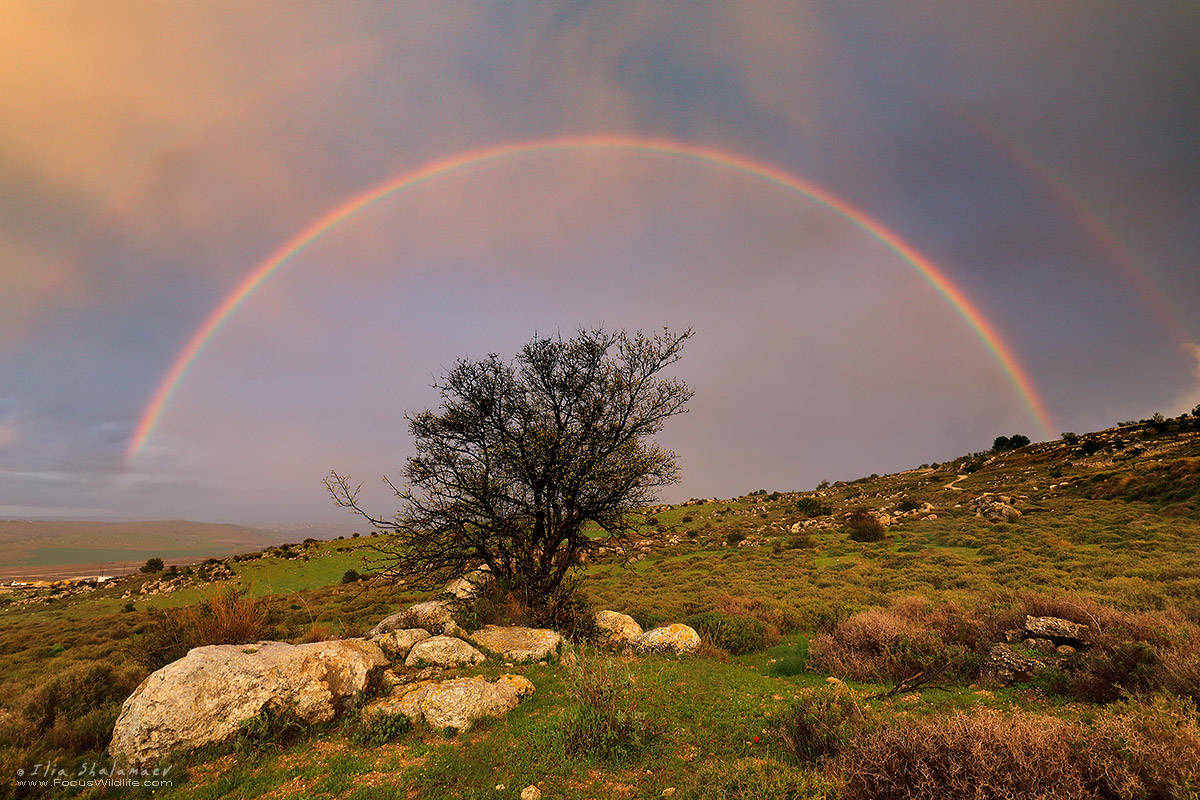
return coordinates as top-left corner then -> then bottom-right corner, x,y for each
457,572 -> 598,641
560,650 -> 664,761
349,708 -> 411,747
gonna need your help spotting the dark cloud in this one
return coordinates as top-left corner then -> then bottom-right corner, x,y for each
0,1 -> 1196,520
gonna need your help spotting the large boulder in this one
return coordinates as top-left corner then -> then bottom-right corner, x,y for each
370,674 -> 534,732
595,610 -> 643,651
468,625 -> 562,662
373,628 -> 432,660
110,639 -> 388,765
631,623 -> 700,656
370,600 -> 455,637
405,634 -> 486,668
1023,616 -> 1090,645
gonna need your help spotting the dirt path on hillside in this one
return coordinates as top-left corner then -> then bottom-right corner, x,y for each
944,474 -> 969,491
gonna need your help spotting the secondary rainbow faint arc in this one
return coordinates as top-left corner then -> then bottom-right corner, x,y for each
126,135 -> 1055,461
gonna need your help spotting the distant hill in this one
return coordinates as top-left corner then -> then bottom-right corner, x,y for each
0,520 -> 293,581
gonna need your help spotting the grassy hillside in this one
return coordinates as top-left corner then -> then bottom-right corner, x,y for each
2,417 -> 1199,799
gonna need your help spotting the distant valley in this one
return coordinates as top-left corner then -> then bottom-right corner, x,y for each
0,519 -> 361,581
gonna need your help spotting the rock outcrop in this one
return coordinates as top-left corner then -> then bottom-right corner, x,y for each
594,610 -> 643,651
971,493 -> 1026,522
1023,616 -> 1090,645
630,623 -> 700,656
980,643 -> 1045,685
370,674 -> 535,732
984,616 -> 1090,685
405,634 -> 486,668
468,625 -> 562,662
110,639 -> 388,765
1003,615 -> 1091,652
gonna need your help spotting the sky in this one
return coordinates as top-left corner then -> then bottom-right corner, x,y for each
1,1 -> 1199,524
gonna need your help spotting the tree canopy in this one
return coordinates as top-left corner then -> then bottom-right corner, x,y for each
992,434 -> 1030,452
326,327 -> 693,609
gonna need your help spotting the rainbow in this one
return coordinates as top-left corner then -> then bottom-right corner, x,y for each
126,135 -> 1055,461
941,101 -> 1189,346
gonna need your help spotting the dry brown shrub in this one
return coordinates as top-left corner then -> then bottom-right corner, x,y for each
837,710 -> 1090,800
131,590 -> 271,670
810,597 -> 983,682
694,639 -> 730,662
991,594 -> 1200,702
1078,695 -> 1200,799
184,587 -> 272,646
836,699 -> 1200,800
1159,631 -> 1200,702
297,623 -> 337,644
984,592 -> 1123,641
999,592 -> 1186,645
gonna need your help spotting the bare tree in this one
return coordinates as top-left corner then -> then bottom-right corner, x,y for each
325,327 -> 693,610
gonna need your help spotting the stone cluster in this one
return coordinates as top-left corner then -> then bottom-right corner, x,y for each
110,590 -> 699,764
980,615 -> 1091,685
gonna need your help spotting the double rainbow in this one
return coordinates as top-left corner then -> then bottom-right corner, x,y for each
126,135 -> 1054,461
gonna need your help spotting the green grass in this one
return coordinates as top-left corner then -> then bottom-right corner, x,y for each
2,420 -> 1199,798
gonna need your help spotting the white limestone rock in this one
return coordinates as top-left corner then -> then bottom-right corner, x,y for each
373,628 -> 432,660
404,634 -> 486,668
371,673 -> 534,732
468,625 -> 562,662
594,610 -> 643,650
110,639 -> 388,765
370,600 -> 455,637
630,623 -> 701,656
